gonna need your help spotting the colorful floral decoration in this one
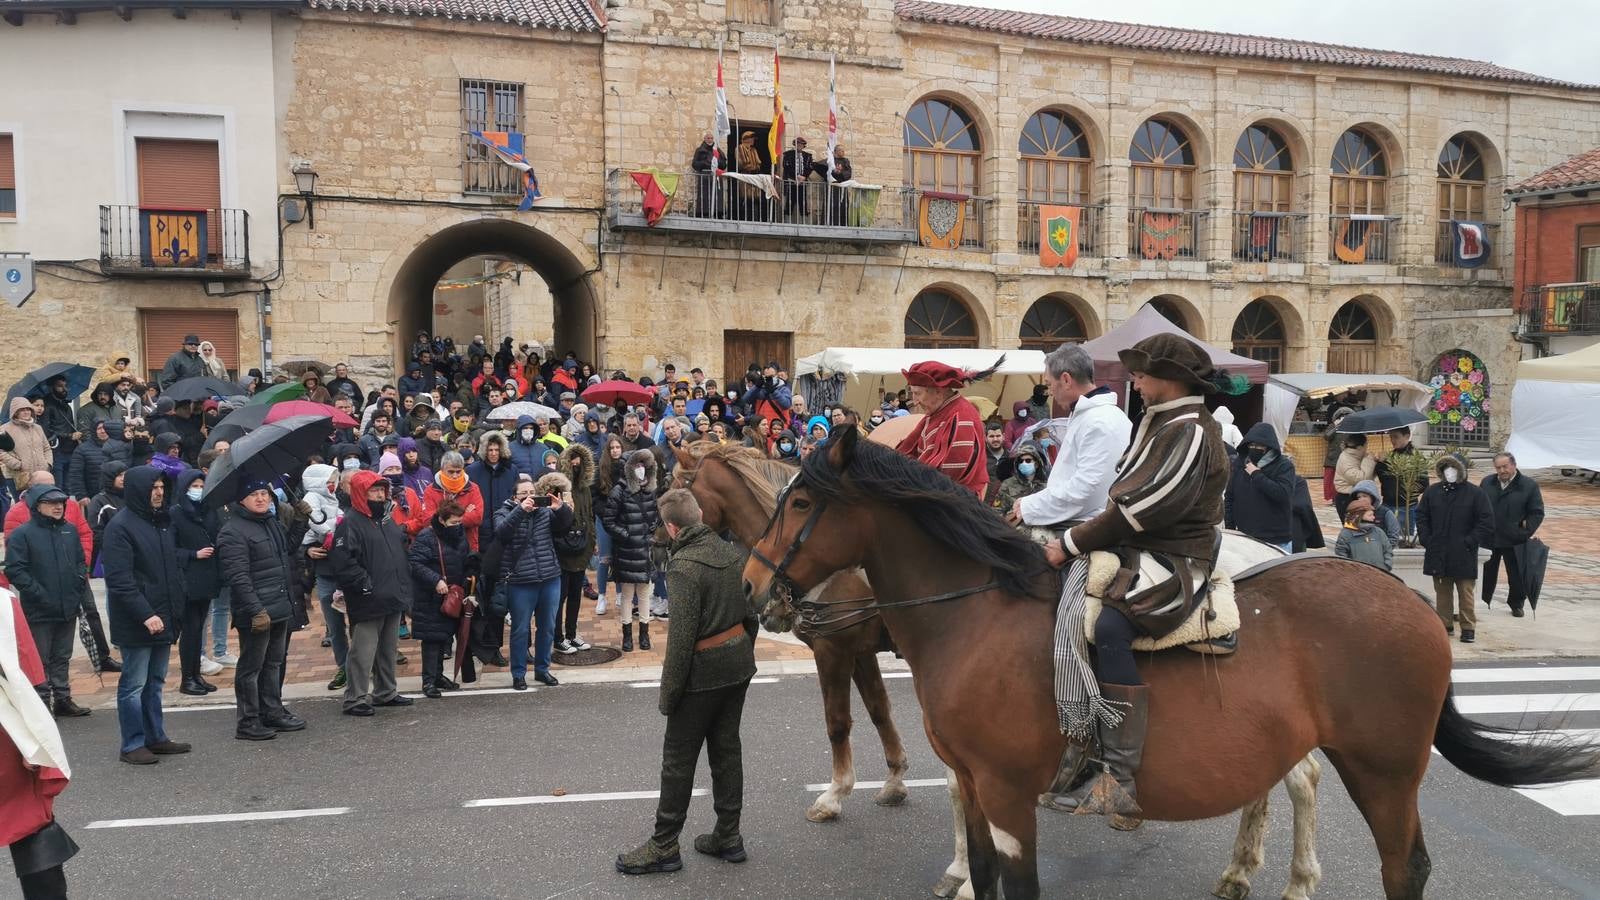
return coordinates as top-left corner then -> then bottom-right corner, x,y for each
1428,350 -> 1490,444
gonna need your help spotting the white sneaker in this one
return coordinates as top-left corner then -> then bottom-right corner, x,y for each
555,639 -> 576,655
199,656 -> 225,676
214,653 -> 240,667
570,634 -> 592,651
595,598 -> 608,616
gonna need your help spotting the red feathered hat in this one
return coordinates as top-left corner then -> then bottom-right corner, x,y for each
902,361 -> 967,389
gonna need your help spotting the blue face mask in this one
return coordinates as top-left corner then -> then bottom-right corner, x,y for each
342,458 -> 361,471
186,487 -> 205,503
1017,461 -> 1036,478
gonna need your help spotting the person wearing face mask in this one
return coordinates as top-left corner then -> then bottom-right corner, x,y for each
508,414 -> 548,479
772,431 -> 800,461
864,410 -> 885,433
1223,423 -> 1298,553
378,452 -> 422,537
406,502 -> 477,698
329,471 -> 414,717
218,481 -> 306,740
604,449 -> 661,652
0,397 -> 54,502
996,441 -> 1051,512
169,470 -> 224,697
300,464 -> 349,690
1416,454 -> 1494,644
418,453 -> 484,552
496,475 -> 572,690
1002,400 -> 1033,452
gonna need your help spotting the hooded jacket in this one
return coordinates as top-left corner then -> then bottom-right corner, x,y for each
4,485 -> 91,624
397,437 -> 434,497
1350,479 -> 1401,542
493,481 -> 571,586
996,440 -> 1052,512
90,350 -> 136,395
466,432 -> 518,550
658,524 -> 759,715
1416,454 -> 1494,578
76,387 -> 117,434
168,468 -> 222,604
1225,422 -> 1297,544
102,466 -> 184,646
555,443 -> 598,571
602,449 -> 661,583
0,397 -> 52,487
1213,405 -> 1244,449
300,464 -> 341,548
218,500 -> 295,624
88,460 -> 127,548
66,419 -> 112,499
329,470 -> 412,623
507,414 -> 549,478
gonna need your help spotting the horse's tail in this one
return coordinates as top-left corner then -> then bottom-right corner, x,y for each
1433,686 -> 1600,787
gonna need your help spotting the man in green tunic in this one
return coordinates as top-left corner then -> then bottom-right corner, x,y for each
617,489 -> 758,876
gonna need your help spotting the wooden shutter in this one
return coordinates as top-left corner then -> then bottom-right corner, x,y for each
136,138 -> 221,256
141,309 -> 240,382
0,134 -> 13,189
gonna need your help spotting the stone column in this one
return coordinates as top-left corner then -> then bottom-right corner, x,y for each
992,46 -> 1023,254
1104,58 -> 1134,259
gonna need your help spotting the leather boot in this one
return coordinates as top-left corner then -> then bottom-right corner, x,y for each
1036,740 -> 1095,812
179,678 -> 209,697
1046,683 -> 1149,831
639,623 -> 652,651
621,624 -> 634,652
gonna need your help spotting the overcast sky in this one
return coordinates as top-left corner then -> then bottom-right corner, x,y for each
962,0 -> 1599,86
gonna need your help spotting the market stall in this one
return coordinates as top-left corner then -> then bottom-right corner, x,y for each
794,347 -> 1046,416
1506,343 -> 1600,471
1267,372 -> 1433,476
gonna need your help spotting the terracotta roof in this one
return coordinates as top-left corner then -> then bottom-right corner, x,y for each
1510,146 -> 1600,195
894,0 -> 1592,90
306,0 -> 601,30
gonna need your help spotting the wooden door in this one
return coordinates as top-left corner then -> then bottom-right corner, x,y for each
723,330 -> 792,386
136,138 -> 222,259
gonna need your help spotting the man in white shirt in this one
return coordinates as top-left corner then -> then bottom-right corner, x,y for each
1007,343 -> 1131,529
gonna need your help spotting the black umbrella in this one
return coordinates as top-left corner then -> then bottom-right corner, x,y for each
1334,406 -> 1429,435
5,362 -> 96,405
202,414 -> 334,508
1518,538 -> 1550,612
203,403 -> 273,449
164,376 -> 243,404
77,615 -> 106,687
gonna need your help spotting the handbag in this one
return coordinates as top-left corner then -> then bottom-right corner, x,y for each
555,522 -> 588,556
439,543 -> 466,619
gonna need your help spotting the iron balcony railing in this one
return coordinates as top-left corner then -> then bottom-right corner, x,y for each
99,205 -> 251,277
1328,214 -> 1398,264
1522,283 -> 1600,337
610,169 -> 904,231
900,190 -> 990,250
1433,221 -> 1501,267
1017,202 -> 1102,260
1128,207 -> 1206,260
1231,211 -> 1309,263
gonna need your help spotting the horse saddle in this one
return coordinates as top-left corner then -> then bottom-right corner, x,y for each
1084,549 -> 1240,655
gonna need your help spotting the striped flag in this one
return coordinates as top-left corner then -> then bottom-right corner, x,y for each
768,47 -> 784,163
825,54 -> 838,176
466,130 -> 541,211
713,45 -> 730,172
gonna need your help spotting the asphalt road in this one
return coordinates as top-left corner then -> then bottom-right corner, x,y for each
16,660 -> 1600,900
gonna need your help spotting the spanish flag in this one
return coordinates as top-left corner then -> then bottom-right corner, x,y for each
768,48 -> 784,163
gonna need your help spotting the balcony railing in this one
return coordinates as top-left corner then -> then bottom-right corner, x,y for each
1129,207 -> 1205,260
1017,202 -> 1102,260
902,191 -> 990,250
1434,221 -> 1501,267
609,170 -> 925,243
1522,283 -> 1600,337
1231,212 -> 1309,263
99,205 -> 251,278
1327,214 -> 1398,264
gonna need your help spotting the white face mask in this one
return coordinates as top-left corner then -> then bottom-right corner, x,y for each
1443,467 -> 1460,484
520,428 -> 535,442
186,487 -> 205,503
634,465 -> 647,481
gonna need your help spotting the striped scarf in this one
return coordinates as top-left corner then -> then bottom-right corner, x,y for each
1053,557 -> 1129,741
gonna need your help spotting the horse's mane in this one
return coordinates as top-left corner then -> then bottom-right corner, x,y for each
799,438 -> 1050,598
688,441 -> 795,514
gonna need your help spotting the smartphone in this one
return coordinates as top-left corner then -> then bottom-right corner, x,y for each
533,495 -> 553,507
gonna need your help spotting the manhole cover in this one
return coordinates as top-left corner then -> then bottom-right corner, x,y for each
554,646 -> 623,666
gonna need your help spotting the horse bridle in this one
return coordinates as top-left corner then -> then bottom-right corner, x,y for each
746,474 -> 822,607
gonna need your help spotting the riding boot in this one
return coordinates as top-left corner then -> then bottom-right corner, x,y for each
639,623 -> 652,651
1036,740 -> 1095,813
1043,684 -> 1149,830
621,624 -> 634,653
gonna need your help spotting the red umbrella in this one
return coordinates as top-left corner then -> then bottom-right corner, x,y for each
581,379 -> 653,407
264,399 -> 358,428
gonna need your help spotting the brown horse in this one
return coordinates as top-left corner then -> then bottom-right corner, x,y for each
743,427 -> 1600,900
678,440 -> 1327,900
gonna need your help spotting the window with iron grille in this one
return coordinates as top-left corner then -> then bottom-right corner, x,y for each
460,80 -> 526,196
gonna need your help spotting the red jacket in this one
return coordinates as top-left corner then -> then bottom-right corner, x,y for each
414,482 -> 485,552
895,396 -> 988,499
0,500 -> 94,590
1,594 -> 69,846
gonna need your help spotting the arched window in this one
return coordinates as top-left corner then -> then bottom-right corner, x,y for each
1233,125 -> 1293,213
1425,350 -> 1490,447
1330,128 -> 1388,215
1231,300 -> 1287,373
904,98 -> 981,196
1327,299 -> 1379,374
1129,118 -> 1195,209
905,289 -> 978,349
1019,110 -> 1091,206
1437,135 -> 1489,262
1143,296 -> 1197,336
1019,297 -> 1087,351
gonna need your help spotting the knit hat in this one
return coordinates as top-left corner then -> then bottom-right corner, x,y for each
238,478 -> 274,502
1345,494 -> 1375,523
379,451 -> 402,472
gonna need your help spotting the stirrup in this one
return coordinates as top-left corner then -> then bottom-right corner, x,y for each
1037,743 -> 1096,812
1187,633 -> 1237,656
1072,769 -> 1144,831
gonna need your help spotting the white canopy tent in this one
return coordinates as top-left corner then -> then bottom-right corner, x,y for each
794,347 -> 1046,417
1263,372 -> 1433,443
1506,343 -> 1600,470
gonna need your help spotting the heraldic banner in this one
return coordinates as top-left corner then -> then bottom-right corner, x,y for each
1139,210 -> 1182,260
630,168 -> 681,226
918,191 -> 968,250
1039,205 -> 1081,268
1451,220 -> 1491,269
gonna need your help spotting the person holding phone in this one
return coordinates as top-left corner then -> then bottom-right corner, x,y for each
494,474 -> 572,691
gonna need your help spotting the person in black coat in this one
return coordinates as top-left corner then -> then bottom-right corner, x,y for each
603,449 -> 661,652
691,132 -> 719,218
218,481 -> 305,740
407,503 -> 477,698
1480,452 -> 1546,616
1288,474 -> 1326,554
329,469 -> 414,716
1224,422 -> 1297,551
169,468 -> 224,697
495,475 -> 572,690
4,484 -> 94,716
780,137 -> 814,221
1416,453 -> 1494,644
101,465 -> 192,765
65,420 -> 111,501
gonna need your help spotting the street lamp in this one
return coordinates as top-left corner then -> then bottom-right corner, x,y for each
291,162 -> 318,229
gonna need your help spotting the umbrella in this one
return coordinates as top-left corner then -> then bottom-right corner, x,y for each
865,413 -> 924,448
454,577 -> 479,684
201,414 -> 335,508
582,379 -> 652,407
203,403 -> 273,449
1333,407 -> 1429,435
276,359 -> 335,378
6,362 -> 97,405
76,615 -> 105,687
484,401 -> 561,423
249,381 -> 308,406
1518,538 -> 1549,612
164,376 -> 243,404
265,400 -> 358,429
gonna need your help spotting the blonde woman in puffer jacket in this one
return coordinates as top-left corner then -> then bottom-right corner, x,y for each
299,463 -> 350,690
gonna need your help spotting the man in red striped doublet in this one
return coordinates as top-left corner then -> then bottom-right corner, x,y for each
893,361 -> 991,499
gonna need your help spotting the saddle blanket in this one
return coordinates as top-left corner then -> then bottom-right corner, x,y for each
1083,549 -> 1239,651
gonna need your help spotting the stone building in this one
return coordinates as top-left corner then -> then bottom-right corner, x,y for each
6,0 -> 1600,446
1510,145 -> 1600,356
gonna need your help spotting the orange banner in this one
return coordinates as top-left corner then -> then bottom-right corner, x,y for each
1039,205 -> 1080,268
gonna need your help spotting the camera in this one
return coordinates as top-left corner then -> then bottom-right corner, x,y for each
533,495 -> 553,507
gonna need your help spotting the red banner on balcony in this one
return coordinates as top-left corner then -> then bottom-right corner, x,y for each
1139,211 -> 1180,260
630,168 -> 680,226
1039,205 -> 1080,268
918,191 -> 967,250
1451,220 -> 1490,269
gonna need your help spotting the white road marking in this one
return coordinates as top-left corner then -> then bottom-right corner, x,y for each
1452,693 -> 1600,715
87,808 -> 351,829
164,704 -> 237,713
464,789 -> 706,808
1515,780 -> 1600,816
441,687 -> 537,697
883,672 -> 914,679
629,682 -> 660,688
750,677 -> 780,684
805,777 -> 948,792
1452,666 -> 1600,684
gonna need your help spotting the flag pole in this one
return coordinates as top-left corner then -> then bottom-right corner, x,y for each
712,37 -> 723,220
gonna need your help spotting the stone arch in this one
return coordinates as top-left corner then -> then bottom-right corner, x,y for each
1230,295 -> 1305,373
903,281 -> 990,349
1327,118 -> 1406,179
1141,293 -> 1206,340
1326,294 -> 1395,374
1123,106 -> 1212,171
1020,292 -> 1098,350
1017,104 -> 1105,207
1236,114 -> 1313,175
1434,128 -> 1505,184
901,81 -> 997,162
380,216 -> 598,375
1019,101 -> 1109,168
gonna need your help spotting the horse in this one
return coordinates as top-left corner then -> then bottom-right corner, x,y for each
742,426 -> 1600,900
676,440 -> 1327,900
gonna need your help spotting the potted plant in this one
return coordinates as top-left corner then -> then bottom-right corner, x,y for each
1383,448 -> 1437,592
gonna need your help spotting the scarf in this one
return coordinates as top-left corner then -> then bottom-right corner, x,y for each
1052,558 -> 1128,741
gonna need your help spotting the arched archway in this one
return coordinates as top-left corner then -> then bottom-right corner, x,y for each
1231,299 -> 1287,373
1327,298 -> 1382,374
384,218 -> 598,374
1143,294 -> 1205,340
1019,294 -> 1091,350
905,288 -> 979,349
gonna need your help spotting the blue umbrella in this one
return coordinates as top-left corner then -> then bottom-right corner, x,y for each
5,362 -> 96,405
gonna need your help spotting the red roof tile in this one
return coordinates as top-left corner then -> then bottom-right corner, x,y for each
1511,146 -> 1600,195
307,0 -> 601,31
895,0 -> 1592,90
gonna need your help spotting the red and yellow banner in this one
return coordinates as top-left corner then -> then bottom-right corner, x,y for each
1039,205 -> 1080,268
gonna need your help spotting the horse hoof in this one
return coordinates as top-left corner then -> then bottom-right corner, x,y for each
1211,878 -> 1251,900
931,874 -> 965,898
805,800 -> 842,823
874,784 -> 909,807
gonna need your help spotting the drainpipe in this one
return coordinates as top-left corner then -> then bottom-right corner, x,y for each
257,286 -> 274,377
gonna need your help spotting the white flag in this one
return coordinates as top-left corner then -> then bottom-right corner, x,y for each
713,45 -> 730,172
825,54 -> 838,177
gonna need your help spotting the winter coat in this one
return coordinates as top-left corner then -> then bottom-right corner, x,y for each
101,466 -> 184,647
603,449 -> 661,583
1289,475 -> 1326,552
1334,446 -> 1378,496
157,348 -> 205,390
76,397 -> 116,435
466,432 -> 518,550
87,460 -> 127,561
218,505 -> 295,624
397,437 -> 434,497
1224,422 -> 1297,544
658,524 -> 759,715
1213,405 -> 1244,449
198,342 -> 229,380
300,464 -> 341,548
507,415 -> 550,478
1335,521 -> 1393,570
66,426 -> 110,499
1416,455 -> 1494,579
0,398 -> 52,488
1479,471 -> 1545,549
416,436 -> 448,474
1351,479 -> 1401,542
417,478 -> 485,552
2,482 -> 93,568
493,497 -> 571,585
1378,443 -> 1426,510
168,471 -> 223,606
407,522 -> 476,642
329,470 -> 413,623
40,394 -> 78,460
0,594 -> 68,846
4,485 -> 91,624
100,426 -> 152,470
557,443 -> 597,571
357,428 -> 395,469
